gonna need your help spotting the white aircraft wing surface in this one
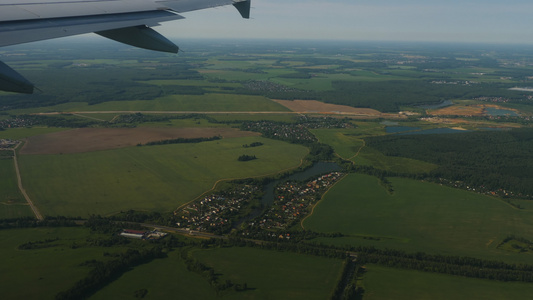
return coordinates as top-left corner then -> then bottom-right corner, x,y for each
0,0 -> 251,93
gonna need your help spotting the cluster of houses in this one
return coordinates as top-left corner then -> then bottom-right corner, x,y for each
0,139 -> 18,149
251,172 -> 343,230
0,117 -> 34,129
174,185 -> 260,232
242,118 -> 351,143
242,121 -> 317,142
437,177 -> 531,200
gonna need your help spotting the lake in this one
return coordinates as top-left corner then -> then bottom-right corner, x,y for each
400,128 -> 471,135
386,126 -> 421,133
485,107 -> 518,117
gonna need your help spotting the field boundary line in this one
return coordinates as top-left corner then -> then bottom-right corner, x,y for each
348,139 -> 366,161
12,141 -> 44,220
300,173 -> 348,230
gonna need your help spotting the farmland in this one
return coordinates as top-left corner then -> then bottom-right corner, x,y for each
18,135 -> 308,216
303,173 -> 533,263
0,227 -> 131,300
0,157 -> 32,218
363,265 -> 533,300
2,39 -> 533,298
92,247 -> 343,300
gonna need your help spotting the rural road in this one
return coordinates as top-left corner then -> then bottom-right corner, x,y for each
12,142 -> 43,221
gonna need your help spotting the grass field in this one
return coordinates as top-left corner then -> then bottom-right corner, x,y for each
311,127 -> 437,174
90,250 -> 218,300
0,127 -> 68,139
91,246 -> 343,300
303,173 -> 533,263
0,158 -> 33,219
362,265 -> 533,300
192,247 -> 343,299
206,113 -> 297,123
311,128 -> 365,159
18,136 -> 308,217
353,146 -> 438,174
0,227 -> 128,300
7,93 -> 290,115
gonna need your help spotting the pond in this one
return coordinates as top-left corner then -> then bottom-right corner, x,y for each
386,126 -> 421,133
261,162 -> 342,206
235,162 -> 341,227
399,128 -> 471,135
485,107 -> 518,117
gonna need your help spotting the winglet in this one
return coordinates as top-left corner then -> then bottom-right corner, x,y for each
0,61 -> 34,94
233,0 -> 251,19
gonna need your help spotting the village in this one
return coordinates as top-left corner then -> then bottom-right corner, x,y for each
174,184 -> 261,233
0,138 -> 19,149
173,171 -> 343,234
251,171 -> 343,230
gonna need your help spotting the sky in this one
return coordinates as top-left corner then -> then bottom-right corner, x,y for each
154,0 -> 533,44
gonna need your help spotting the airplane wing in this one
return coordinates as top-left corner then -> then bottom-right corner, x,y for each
0,0 -> 251,93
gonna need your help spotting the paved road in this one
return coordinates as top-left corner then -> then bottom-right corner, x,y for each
12,142 -> 43,220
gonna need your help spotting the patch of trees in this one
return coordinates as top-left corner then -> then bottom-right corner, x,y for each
365,128 -> 533,197
13,115 -> 98,128
55,247 -> 166,300
18,238 -> 59,250
180,249 -> 249,293
242,142 -> 263,148
0,216 -> 77,230
84,215 -> 142,234
238,154 -> 257,161
278,72 -> 312,79
330,259 -> 365,300
141,135 -> 221,146
356,247 -> 533,283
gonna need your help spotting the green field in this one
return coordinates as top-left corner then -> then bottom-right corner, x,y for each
311,127 -> 437,174
353,146 -> 438,174
92,246 -> 342,300
8,93 -> 290,115
18,136 -> 308,217
192,247 -> 343,299
90,250 -> 218,300
0,158 -> 33,218
303,173 -> 533,262
0,127 -> 68,139
363,265 -> 533,299
0,227 -> 129,300
311,128 -> 366,159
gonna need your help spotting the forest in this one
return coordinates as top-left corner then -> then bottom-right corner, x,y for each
365,128 -> 533,196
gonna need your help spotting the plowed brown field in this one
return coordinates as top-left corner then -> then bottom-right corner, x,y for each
21,127 -> 258,154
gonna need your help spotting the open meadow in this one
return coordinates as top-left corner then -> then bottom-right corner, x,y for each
91,246 -> 342,300
0,227 -> 133,300
362,265 -> 533,300
0,157 -> 33,218
192,247 -> 343,300
7,93 -> 290,115
303,173 -> 533,263
18,135 -> 308,217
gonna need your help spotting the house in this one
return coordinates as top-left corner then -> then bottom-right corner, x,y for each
120,229 -> 146,239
